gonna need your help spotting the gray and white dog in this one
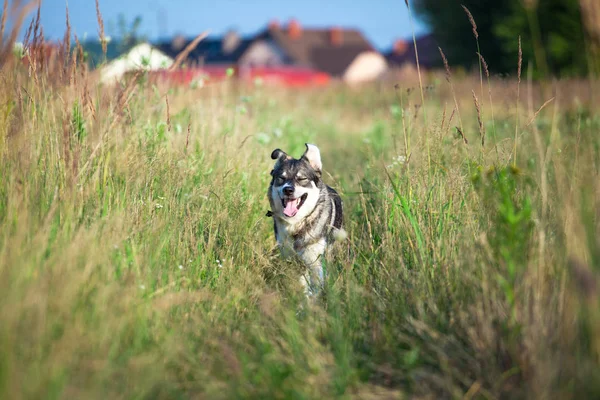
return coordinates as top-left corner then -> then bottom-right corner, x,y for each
267,143 -> 346,296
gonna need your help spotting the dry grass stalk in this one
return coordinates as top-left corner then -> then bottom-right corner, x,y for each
393,85 -> 411,171
69,33 -> 78,86
477,52 -> 490,79
186,124 -> 191,152
472,90 -> 485,147
77,71 -> 143,180
518,37 -> 523,84
166,95 -> 171,132
169,31 -> 209,71
75,37 -> 85,69
514,36 -> 523,166
116,71 -> 142,117
0,0 -> 8,42
455,126 -> 468,144
462,5 -> 486,140
83,83 -> 96,121
23,2 -> 43,80
32,2 -> 41,47
75,34 -> 96,121
37,26 -> 45,70
23,18 -> 33,47
16,85 -> 24,115
525,97 -> 555,127
405,0 -> 430,171
477,51 -> 498,154
446,107 -> 456,136
62,100 -> 72,172
440,103 -> 447,131
439,47 -> 451,84
461,5 -> 478,40
439,47 -> 465,137
0,0 -> 38,67
63,1 -> 71,79
95,0 -> 106,59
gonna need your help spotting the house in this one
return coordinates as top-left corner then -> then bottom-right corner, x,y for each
99,42 -> 173,83
154,31 -> 255,68
244,20 -> 388,84
153,27 -> 332,87
153,19 -> 387,85
385,33 -> 439,70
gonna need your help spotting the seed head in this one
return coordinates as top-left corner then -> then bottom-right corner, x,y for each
461,5 -> 478,40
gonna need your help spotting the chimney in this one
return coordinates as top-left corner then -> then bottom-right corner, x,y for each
287,19 -> 302,39
329,26 -> 343,46
172,34 -> 186,51
393,39 -> 409,55
222,30 -> 241,54
268,19 -> 281,30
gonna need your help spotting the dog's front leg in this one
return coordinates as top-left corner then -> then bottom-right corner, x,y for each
299,239 -> 327,297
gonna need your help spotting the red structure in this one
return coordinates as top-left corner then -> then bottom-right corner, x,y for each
149,66 -> 330,88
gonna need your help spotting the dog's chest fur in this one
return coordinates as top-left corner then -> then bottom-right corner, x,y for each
272,186 -> 333,251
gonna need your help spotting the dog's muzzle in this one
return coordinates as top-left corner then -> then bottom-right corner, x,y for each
281,193 -> 308,217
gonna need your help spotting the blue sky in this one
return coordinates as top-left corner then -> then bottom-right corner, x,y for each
17,0 -> 429,50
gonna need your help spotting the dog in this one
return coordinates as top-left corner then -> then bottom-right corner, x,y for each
267,143 -> 346,297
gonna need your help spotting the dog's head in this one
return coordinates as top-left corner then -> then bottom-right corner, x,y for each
268,143 -> 323,222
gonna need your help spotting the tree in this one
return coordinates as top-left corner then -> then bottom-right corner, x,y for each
80,14 -> 146,68
116,14 -> 146,53
412,0 -> 589,77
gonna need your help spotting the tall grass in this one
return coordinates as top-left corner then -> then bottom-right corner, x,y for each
1,3 -> 600,399
405,0 -> 430,172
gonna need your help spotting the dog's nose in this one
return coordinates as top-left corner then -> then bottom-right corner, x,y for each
283,186 -> 294,196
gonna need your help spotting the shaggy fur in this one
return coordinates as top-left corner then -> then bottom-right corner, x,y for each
267,143 -> 346,296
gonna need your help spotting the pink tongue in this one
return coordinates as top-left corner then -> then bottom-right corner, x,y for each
283,198 -> 299,217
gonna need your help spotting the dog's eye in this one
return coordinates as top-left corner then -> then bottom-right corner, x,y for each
297,177 -> 308,183
275,177 -> 285,185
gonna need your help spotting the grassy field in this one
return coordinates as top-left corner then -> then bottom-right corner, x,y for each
1,34 -> 600,399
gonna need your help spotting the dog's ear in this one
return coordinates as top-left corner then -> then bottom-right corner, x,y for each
301,143 -> 322,172
271,148 -> 288,171
271,149 -> 287,160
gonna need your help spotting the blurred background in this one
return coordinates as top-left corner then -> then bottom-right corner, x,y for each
5,0 -> 600,86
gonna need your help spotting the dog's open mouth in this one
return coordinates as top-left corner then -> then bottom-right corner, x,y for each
282,193 -> 308,217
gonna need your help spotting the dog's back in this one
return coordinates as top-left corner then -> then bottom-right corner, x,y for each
326,186 -> 345,242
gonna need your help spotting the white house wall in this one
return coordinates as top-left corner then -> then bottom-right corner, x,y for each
100,43 -> 173,83
238,39 -> 287,68
343,51 -> 388,84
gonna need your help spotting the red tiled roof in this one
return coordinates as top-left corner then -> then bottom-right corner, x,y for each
260,25 -> 376,76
